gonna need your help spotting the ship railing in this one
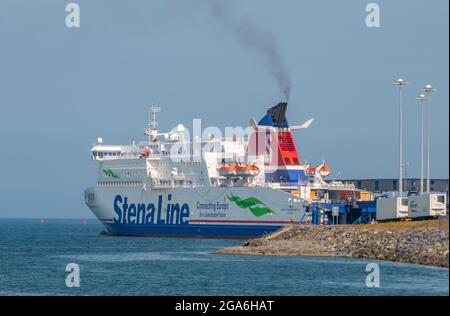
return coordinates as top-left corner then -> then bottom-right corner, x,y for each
151,182 -> 200,189
268,182 -> 303,189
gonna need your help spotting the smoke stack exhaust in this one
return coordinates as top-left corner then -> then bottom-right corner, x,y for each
206,0 -> 292,100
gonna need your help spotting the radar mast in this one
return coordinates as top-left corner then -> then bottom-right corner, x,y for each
144,104 -> 161,143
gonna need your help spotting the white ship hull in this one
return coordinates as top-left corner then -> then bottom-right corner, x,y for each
85,186 -> 307,238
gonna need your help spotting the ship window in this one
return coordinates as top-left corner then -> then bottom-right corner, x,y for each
284,158 -> 291,165
393,180 -> 398,191
293,158 -> 299,165
85,193 -> 95,204
375,180 -> 379,191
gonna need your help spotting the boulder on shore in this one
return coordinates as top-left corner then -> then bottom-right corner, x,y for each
215,220 -> 449,268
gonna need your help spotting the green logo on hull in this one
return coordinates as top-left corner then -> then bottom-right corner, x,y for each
102,168 -> 120,179
226,193 -> 274,217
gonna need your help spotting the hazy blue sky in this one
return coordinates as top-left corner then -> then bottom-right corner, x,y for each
0,0 -> 448,218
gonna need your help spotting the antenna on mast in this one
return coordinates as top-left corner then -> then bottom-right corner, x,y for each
150,104 -> 161,131
144,104 -> 161,143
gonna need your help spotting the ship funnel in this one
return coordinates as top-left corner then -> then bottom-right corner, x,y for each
268,102 -> 288,126
246,101 -> 308,184
257,102 -> 289,128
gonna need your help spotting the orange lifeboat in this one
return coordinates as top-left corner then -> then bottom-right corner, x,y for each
306,163 -> 330,177
319,163 -> 330,177
217,162 -> 259,177
217,164 -> 236,177
245,164 -> 260,176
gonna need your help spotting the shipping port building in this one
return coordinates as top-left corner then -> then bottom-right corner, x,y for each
337,178 -> 449,195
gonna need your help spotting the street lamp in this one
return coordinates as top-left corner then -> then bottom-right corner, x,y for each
404,161 -> 410,185
422,84 -> 436,194
416,94 -> 427,195
393,79 -> 408,197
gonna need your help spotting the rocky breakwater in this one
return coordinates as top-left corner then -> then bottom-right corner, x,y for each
215,220 -> 449,267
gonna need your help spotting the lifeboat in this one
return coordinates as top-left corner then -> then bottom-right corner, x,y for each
306,163 -> 330,177
218,164 -> 234,177
318,163 -> 330,177
217,162 -> 259,177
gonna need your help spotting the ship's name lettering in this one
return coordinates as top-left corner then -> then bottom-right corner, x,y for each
113,194 -> 189,225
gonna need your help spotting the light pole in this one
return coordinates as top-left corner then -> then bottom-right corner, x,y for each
393,79 -> 408,197
416,94 -> 427,195
404,162 -> 410,191
422,84 -> 436,194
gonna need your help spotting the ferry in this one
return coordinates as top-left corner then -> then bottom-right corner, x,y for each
84,102 -> 362,237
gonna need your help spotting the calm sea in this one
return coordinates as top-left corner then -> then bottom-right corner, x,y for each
0,219 -> 447,296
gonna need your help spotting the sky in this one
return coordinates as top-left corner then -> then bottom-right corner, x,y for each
0,0 -> 448,218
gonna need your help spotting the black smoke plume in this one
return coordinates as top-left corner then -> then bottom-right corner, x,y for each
205,0 -> 291,100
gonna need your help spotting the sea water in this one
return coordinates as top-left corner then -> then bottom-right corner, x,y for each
0,219 -> 447,296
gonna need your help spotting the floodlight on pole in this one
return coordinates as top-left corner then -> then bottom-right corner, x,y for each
422,84 -> 436,194
416,93 -> 427,195
393,79 -> 408,197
